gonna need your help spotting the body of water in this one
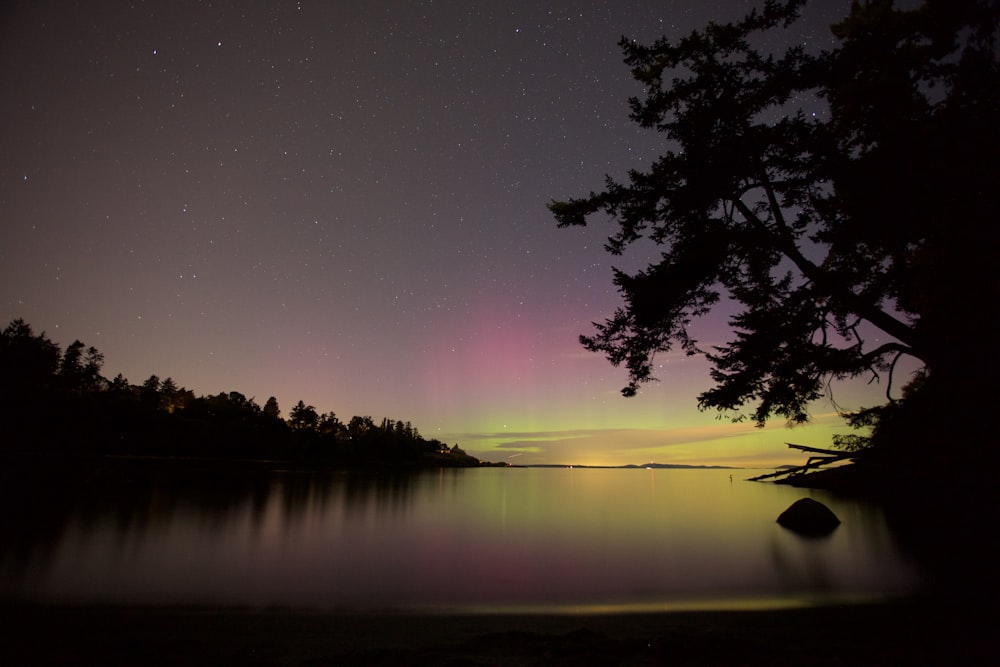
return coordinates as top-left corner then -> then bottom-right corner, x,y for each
1,466 -> 921,612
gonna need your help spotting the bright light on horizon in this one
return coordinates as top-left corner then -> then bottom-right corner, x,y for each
451,411 -> 859,468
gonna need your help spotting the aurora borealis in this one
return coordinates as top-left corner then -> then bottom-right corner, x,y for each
0,1 -> 913,466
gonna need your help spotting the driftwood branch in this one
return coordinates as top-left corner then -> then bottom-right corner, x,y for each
746,442 -> 857,482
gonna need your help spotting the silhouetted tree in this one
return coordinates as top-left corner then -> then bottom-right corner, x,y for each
159,377 -> 183,413
59,341 -> 85,388
1,318 -> 480,467
226,391 -> 260,415
347,415 -> 375,439
140,374 -> 161,409
551,0 -> 999,455
109,373 -> 131,393
318,411 -> 343,436
262,396 -> 281,419
289,400 -> 319,430
1,319 -> 61,395
82,345 -> 105,392
59,340 -> 104,393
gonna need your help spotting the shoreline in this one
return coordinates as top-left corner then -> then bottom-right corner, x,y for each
2,597 -> 996,665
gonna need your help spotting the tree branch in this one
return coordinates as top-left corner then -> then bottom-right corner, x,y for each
730,195 -> 922,359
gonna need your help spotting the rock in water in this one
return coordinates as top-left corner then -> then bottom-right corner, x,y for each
777,498 -> 841,536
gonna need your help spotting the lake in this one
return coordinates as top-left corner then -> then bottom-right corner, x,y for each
1,466 -> 922,612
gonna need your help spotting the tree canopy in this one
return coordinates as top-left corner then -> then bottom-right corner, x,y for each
0,318 -> 481,468
551,0 -> 998,449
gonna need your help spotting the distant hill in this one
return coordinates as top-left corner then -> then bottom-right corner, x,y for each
625,463 -> 735,469
516,463 -> 736,469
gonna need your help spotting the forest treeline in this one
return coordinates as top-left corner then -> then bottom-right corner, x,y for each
0,319 -> 483,468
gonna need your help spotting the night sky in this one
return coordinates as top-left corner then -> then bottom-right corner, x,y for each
0,1 -> 906,466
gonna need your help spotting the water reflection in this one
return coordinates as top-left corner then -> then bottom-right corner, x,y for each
0,465 -> 923,611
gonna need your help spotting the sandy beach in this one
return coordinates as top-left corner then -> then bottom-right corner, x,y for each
2,597 -> 995,666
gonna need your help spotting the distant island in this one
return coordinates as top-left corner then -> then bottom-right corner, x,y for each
516,463 -> 735,469
0,319 -> 493,469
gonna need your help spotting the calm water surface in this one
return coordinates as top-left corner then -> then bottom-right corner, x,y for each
2,467 -> 921,612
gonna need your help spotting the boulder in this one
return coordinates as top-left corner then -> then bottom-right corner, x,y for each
777,497 -> 841,536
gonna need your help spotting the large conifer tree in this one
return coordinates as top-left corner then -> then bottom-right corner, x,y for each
552,0 -> 998,455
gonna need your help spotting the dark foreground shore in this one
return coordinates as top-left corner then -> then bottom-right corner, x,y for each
1,598 -> 996,666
